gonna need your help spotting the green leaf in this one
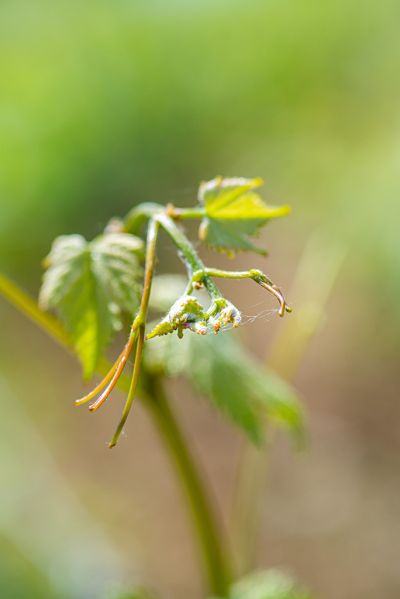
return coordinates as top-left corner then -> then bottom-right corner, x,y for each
39,232 -> 143,378
198,177 -> 290,255
190,334 -> 303,444
143,330 -> 303,444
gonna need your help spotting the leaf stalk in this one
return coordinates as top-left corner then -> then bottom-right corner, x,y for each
191,267 -> 291,316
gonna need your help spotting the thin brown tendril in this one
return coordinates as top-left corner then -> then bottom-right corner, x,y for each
75,348 -> 126,406
75,322 -> 139,411
88,332 -> 138,412
259,280 -> 291,317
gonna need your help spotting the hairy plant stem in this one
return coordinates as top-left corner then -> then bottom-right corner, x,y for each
125,205 -> 223,301
154,213 -> 222,300
0,269 -> 233,595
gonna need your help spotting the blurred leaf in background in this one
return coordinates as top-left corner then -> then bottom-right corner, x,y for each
0,377 -> 131,599
0,534 -> 55,599
144,329 -> 302,445
110,590 -> 158,599
212,569 -> 312,599
146,272 -> 302,444
1,0 -> 399,312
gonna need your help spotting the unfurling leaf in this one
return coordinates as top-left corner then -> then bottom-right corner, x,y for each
147,295 -> 242,340
147,295 -> 208,339
198,176 -> 290,255
39,233 -> 143,379
144,331 -> 303,444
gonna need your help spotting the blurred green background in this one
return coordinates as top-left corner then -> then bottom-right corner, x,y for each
1,0 -> 400,597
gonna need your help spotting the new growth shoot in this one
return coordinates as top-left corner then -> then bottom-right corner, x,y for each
40,177 -> 292,447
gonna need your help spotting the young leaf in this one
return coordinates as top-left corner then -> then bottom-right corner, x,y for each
146,295 -> 208,339
39,233 -> 143,379
198,177 -> 290,255
144,330 -> 303,444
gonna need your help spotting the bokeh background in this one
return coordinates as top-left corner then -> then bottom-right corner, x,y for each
1,0 -> 400,597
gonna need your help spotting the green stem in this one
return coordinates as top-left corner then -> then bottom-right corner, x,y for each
170,207 -> 205,219
154,213 -> 222,300
191,267 -> 291,316
123,202 -> 205,234
124,204 -> 222,299
193,268 -> 264,281
0,272 -> 71,349
109,218 -> 160,447
108,327 -> 144,447
145,375 -> 232,596
0,270 -> 233,594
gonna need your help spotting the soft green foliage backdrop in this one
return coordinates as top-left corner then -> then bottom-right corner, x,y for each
1,0 -> 399,292
1,1 -> 400,598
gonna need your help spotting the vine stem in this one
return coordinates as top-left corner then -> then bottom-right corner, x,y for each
124,206 -> 222,300
109,218 -> 159,447
0,268 -> 233,595
0,272 -> 72,349
191,268 -> 291,316
145,376 -> 232,595
153,213 -> 223,300
167,207 -> 205,219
